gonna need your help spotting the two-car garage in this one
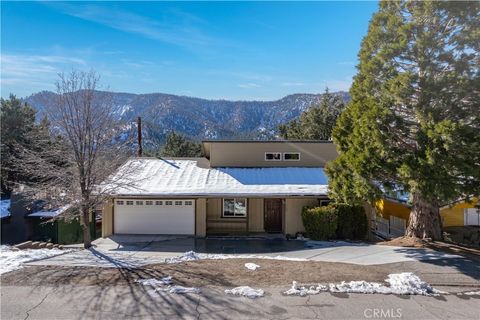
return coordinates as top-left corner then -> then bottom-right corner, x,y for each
113,199 -> 195,235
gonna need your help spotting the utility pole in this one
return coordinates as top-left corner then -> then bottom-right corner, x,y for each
137,116 -> 142,157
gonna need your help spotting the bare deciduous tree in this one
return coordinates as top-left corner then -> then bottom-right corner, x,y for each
42,70 -> 133,248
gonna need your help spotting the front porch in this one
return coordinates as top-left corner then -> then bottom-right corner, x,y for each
196,197 -> 325,236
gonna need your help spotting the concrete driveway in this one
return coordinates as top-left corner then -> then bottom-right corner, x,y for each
25,235 -> 464,268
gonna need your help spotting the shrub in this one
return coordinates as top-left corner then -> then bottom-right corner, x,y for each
302,206 -> 338,240
334,204 -> 368,240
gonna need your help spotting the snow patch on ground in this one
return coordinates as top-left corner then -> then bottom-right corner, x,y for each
458,291 -> 480,296
136,276 -> 200,294
0,245 -> 71,275
0,199 -> 11,218
245,262 -> 260,271
164,251 -> 307,264
284,273 -> 445,296
225,286 -> 265,298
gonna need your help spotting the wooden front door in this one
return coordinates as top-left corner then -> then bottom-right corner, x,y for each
264,199 -> 283,232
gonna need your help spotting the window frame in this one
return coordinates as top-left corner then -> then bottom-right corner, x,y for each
265,152 -> 282,161
283,152 -> 301,161
175,200 -> 183,206
136,200 -> 144,205
116,200 -> 124,205
222,198 -> 247,218
126,200 -> 134,205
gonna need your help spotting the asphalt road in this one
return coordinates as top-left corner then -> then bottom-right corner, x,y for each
2,283 -> 479,320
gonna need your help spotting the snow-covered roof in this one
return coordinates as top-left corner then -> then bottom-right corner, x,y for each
0,199 -> 11,219
104,158 -> 329,197
29,205 -> 71,218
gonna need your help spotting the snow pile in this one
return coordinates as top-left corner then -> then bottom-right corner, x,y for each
225,286 -> 264,298
459,291 -> 480,296
135,276 -> 173,286
165,251 -> 307,264
165,251 -> 201,263
284,281 -> 327,296
136,276 -> 200,295
245,263 -> 260,271
0,245 -> 70,275
284,273 -> 444,297
0,199 -> 11,218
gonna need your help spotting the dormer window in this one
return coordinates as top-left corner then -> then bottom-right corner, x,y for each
284,152 -> 300,161
265,152 -> 281,161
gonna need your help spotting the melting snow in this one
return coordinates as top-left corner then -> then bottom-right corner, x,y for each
225,286 -> 265,298
136,276 -> 200,294
0,245 -> 70,275
284,273 -> 445,296
459,291 -> 480,296
245,263 -> 260,271
165,251 -> 307,264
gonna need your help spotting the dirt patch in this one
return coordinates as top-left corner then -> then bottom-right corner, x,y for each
379,236 -> 429,248
1,259 -> 392,288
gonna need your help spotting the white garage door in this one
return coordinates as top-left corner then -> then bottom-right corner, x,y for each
465,208 -> 480,226
114,199 -> 195,235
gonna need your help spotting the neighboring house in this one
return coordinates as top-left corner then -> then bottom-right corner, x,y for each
1,193 -> 97,245
28,205 -> 97,244
101,140 -> 337,237
372,196 -> 479,238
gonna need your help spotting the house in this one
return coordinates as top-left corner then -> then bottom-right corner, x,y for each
372,196 -> 479,238
101,140 -> 337,237
28,205 -> 98,244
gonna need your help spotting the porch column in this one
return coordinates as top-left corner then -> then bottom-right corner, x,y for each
102,199 -> 113,237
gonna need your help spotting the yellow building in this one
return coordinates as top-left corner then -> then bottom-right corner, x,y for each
374,197 -> 479,228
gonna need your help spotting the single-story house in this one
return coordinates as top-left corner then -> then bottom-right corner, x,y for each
101,140 -> 337,237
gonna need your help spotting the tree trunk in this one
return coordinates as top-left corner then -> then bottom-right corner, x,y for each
406,193 -> 443,240
81,206 -> 92,249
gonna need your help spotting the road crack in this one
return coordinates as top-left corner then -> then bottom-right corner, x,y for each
23,288 -> 55,320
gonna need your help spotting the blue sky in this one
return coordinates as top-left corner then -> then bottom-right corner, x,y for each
1,1 -> 378,100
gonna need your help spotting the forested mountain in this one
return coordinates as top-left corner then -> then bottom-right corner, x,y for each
24,90 -> 349,147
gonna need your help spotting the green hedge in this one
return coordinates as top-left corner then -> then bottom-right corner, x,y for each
302,203 -> 367,241
301,206 -> 338,240
335,204 -> 368,240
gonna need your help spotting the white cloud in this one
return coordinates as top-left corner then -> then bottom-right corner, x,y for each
281,82 -> 305,87
238,83 -> 260,88
0,54 -> 87,97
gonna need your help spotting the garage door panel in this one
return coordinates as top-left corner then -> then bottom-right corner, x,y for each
114,200 -> 195,235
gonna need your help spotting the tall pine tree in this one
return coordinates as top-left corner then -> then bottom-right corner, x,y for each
326,1 -> 480,240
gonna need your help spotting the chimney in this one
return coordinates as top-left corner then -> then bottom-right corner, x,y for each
137,117 -> 142,157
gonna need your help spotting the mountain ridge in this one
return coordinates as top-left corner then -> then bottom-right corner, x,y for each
24,90 -> 350,147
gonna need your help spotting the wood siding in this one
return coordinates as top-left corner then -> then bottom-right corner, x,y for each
205,142 -> 337,167
248,198 -> 264,232
284,198 -> 319,235
101,199 -> 113,237
206,198 -> 247,233
195,198 -> 207,237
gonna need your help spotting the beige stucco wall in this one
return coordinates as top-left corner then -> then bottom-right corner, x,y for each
205,142 -> 337,167
248,198 -> 264,232
195,198 -> 207,237
101,199 -> 114,237
284,198 -> 319,235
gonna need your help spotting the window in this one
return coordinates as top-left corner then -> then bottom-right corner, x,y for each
155,200 -> 163,205
319,200 -> 331,207
166,201 -> 173,206
175,201 -> 183,206
126,200 -> 134,205
283,152 -> 300,161
136,200 -> 144,205
223,198 -> 247,217
185,201 -> 193,206
145,201 -> 153,205
265,152 -> 281,161
116,200 -> 124,205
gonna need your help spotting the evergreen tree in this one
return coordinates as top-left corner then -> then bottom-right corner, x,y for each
279,89 -> 345,140
326,1 -> 480,240
161,132 -> 203,157
1,95 -> 37,195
